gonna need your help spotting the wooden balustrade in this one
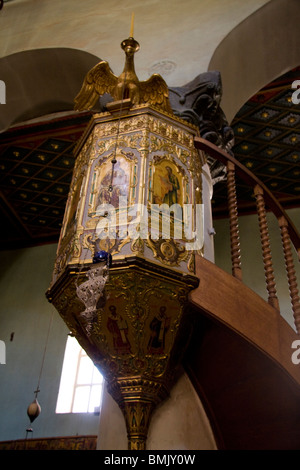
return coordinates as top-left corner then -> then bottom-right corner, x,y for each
194,137 -> 300,333
254,184 -> 279,310
226,161 -> 242,280
278,216 -> 300,332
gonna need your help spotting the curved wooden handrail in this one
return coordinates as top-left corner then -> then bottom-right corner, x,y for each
194,136 -> 300,333
194,136 -> 300,257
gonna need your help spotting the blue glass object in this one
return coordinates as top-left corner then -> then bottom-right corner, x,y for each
93,250 -> 112,267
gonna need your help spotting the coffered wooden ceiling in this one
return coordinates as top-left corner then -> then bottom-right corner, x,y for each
0,67 -> 299,248
0,111 -> 93,248
212,66 -> 300,217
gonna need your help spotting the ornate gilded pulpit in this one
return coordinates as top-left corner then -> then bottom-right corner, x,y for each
46,34 -> 206,449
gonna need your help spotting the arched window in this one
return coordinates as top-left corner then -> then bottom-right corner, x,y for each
56,335 -> 104,414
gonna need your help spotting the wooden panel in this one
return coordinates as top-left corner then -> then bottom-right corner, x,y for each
189,254 -> 300,385
185,315 -> 300,449
184,254 -> 300,449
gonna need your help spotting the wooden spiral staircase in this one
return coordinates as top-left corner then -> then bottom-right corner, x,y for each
183,137 -> 300,450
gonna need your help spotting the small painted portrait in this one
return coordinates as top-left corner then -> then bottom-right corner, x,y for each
153,162 -> 182,206
107,305 -> 131,354
147,306 -> 170,354
97,158 -> 130,208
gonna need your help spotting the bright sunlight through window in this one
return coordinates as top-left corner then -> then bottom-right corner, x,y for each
56,335 -> 104,414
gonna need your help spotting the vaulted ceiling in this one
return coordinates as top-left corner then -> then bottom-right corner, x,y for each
0,67 -> 299,248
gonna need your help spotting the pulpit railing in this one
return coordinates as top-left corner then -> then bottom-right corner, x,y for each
194,137 -> 300,334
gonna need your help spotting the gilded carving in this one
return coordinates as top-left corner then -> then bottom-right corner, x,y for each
73,36 -> 172,115
82,232 -> 131,258
49,262 -> 194,449
92,116 -> 147,140
146,237 -> 188,268
131,236 -> 144,254
53,228 -> 82,281
54,108 -> 203,277
48,102 -> 203,449
121,401 -> 154,450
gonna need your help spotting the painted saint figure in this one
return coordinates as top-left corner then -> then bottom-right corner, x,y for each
162,166 -> 180,205
107,305 -> 131,354
97,160 -> 129,208
147,306 -> 170,354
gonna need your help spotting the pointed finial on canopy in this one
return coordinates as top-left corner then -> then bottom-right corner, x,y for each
130,12 -> 135,38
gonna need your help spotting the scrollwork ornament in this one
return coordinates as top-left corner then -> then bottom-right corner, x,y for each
146,236 -> 188,267
187,252 -> 196,273
131,236 -> 144,254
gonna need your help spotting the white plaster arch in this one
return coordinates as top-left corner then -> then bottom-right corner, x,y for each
208,0 -> 300,123
0,47 -> 101,132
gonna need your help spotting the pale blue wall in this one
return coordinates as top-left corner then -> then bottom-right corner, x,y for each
0,244 -> 100,442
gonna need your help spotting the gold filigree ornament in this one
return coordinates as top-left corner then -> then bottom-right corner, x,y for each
146,236 -> 189,267
131,236 -> 145,254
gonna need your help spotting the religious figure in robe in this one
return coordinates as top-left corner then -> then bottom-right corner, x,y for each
147,306 -> 170,354
107,305 -> 131,354
161,166 -> 180,205
97,160 -> 129,208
